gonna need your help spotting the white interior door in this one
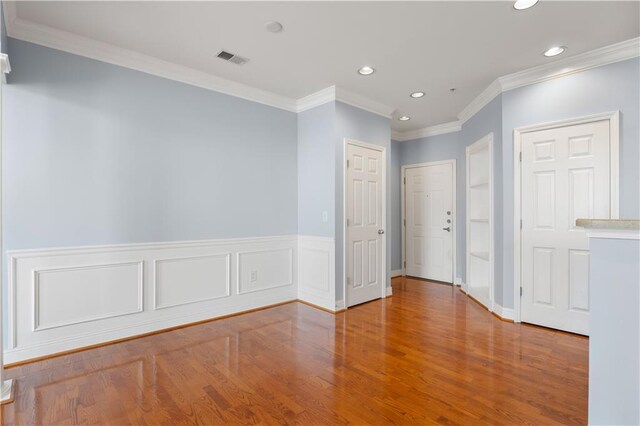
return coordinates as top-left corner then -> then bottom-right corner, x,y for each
346,143 -> 384,307
405,162 -> 454,282
521,120 -> 611,335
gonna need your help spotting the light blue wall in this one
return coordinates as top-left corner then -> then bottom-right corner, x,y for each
390,141 -> 401,271
3,38 -> 298,252
335,101 -> 391,301
588,237 -> 640,425
392,58 -> 639,309
394,131 -> 465,281
297,102 -> 336,237
501,57 -> 640,308
460,95 -> 503,304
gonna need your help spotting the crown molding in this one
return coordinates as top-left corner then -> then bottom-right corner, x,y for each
455,37 -> 640,127
334,87 -> 396,119
394,36 -> 640,142
3,6 -> 299,112
296,86 -> 336,113
457,79 -> 502,125
3,5 -> 396,120
498,37 -> 640,92
392,120 -> 461,142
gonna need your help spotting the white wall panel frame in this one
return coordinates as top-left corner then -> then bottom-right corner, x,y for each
6,235 -> 298,364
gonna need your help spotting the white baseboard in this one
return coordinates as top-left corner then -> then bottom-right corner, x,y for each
6,235 -> 298,364
385,286 -> 393,297
493,303 -> 515,321
390,269 -> 403,278
297,235 -> 335,312
454,277 -> 463,286
335,299 -> 345,311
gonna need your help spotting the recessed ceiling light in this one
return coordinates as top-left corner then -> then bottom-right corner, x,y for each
358,66 -> 375,76
265,21 -> 283,33
410,91 -> 425,98
544,46 -> 567,57
398,116 -> 411,121
513,0 -> 538,10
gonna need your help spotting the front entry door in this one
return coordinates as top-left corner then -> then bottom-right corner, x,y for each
346,142 -> 384,307
521,120 -> 611,335
405,162 -> 454,282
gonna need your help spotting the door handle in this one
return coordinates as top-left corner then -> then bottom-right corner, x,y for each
442,227 -> 451,232
378,229 -> 385,235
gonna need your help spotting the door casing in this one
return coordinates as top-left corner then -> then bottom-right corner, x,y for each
401,159 -> 457,283
513,111 -> 620,323
342,138 -> 387,307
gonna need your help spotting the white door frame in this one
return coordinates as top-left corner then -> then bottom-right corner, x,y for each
401,159 -> 457,283
342,138 -> 387,307
513,111 -> 620,323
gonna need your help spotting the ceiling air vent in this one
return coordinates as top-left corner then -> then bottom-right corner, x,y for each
216,50 -> 250,66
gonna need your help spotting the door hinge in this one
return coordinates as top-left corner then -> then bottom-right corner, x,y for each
347,218 -> 350,226
404,261 -> 406,267
403,177 -> 406,184
403,219 -> 406,226
520,219 -> 523,230
347,159 -> 350,168
520,287 -> 523,297
519,152 -> 522,162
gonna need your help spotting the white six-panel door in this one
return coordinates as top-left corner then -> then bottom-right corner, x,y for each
346,143 -> 384,307
521,120 -> 611,335
405,163 -> 454,283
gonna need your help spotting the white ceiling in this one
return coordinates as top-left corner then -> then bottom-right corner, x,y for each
8,1 -> 640,131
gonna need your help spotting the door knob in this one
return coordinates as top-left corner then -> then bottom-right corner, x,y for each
378,229 -> 385,235
442,227 -> 451,232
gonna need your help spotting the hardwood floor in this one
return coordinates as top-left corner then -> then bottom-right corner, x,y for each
1,277 -> 588,425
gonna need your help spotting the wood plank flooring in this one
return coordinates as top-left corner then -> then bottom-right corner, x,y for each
1,277 -> 588,425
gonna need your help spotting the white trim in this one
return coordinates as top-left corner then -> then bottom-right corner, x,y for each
0,53 -> 11,83
3,7 -> 396,119
335,87 -> 395,119
465,133 -> 494,312
458,80 -> 502,125
499,38 -> 640,92
335,300 -> 345,311
391,37 -> 640,140
385,286 -> 393,297
512,111 -> 620,323
392,121 -> 461,142
585,228 -> 640,240
401,159 -> 457,284
6,234 -> 299,363
297,235 -> 336,312
390,269 -> 403,278
343,138 -> 388,308
296,86 -> 336,113
493,304 -> 515,321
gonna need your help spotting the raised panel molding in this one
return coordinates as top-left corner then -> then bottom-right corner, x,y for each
153,254 -> 231,310
6,235 -> 298,364
297,236 -> 336,312
33,261 -> 144,332
237,248 -> 294,295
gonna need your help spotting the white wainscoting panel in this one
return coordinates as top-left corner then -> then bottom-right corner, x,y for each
6,235 -> 298,364
34,261 -> 143,332
297,236 -> 336,311
238,248 -> 293,294
154,254 -> 230,310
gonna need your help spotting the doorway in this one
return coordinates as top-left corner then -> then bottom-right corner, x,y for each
514,112 -> 619,335
402,160 -> 456,283
344,139 -> 387,307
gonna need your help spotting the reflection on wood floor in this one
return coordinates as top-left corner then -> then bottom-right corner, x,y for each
1,277 -> 588,424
